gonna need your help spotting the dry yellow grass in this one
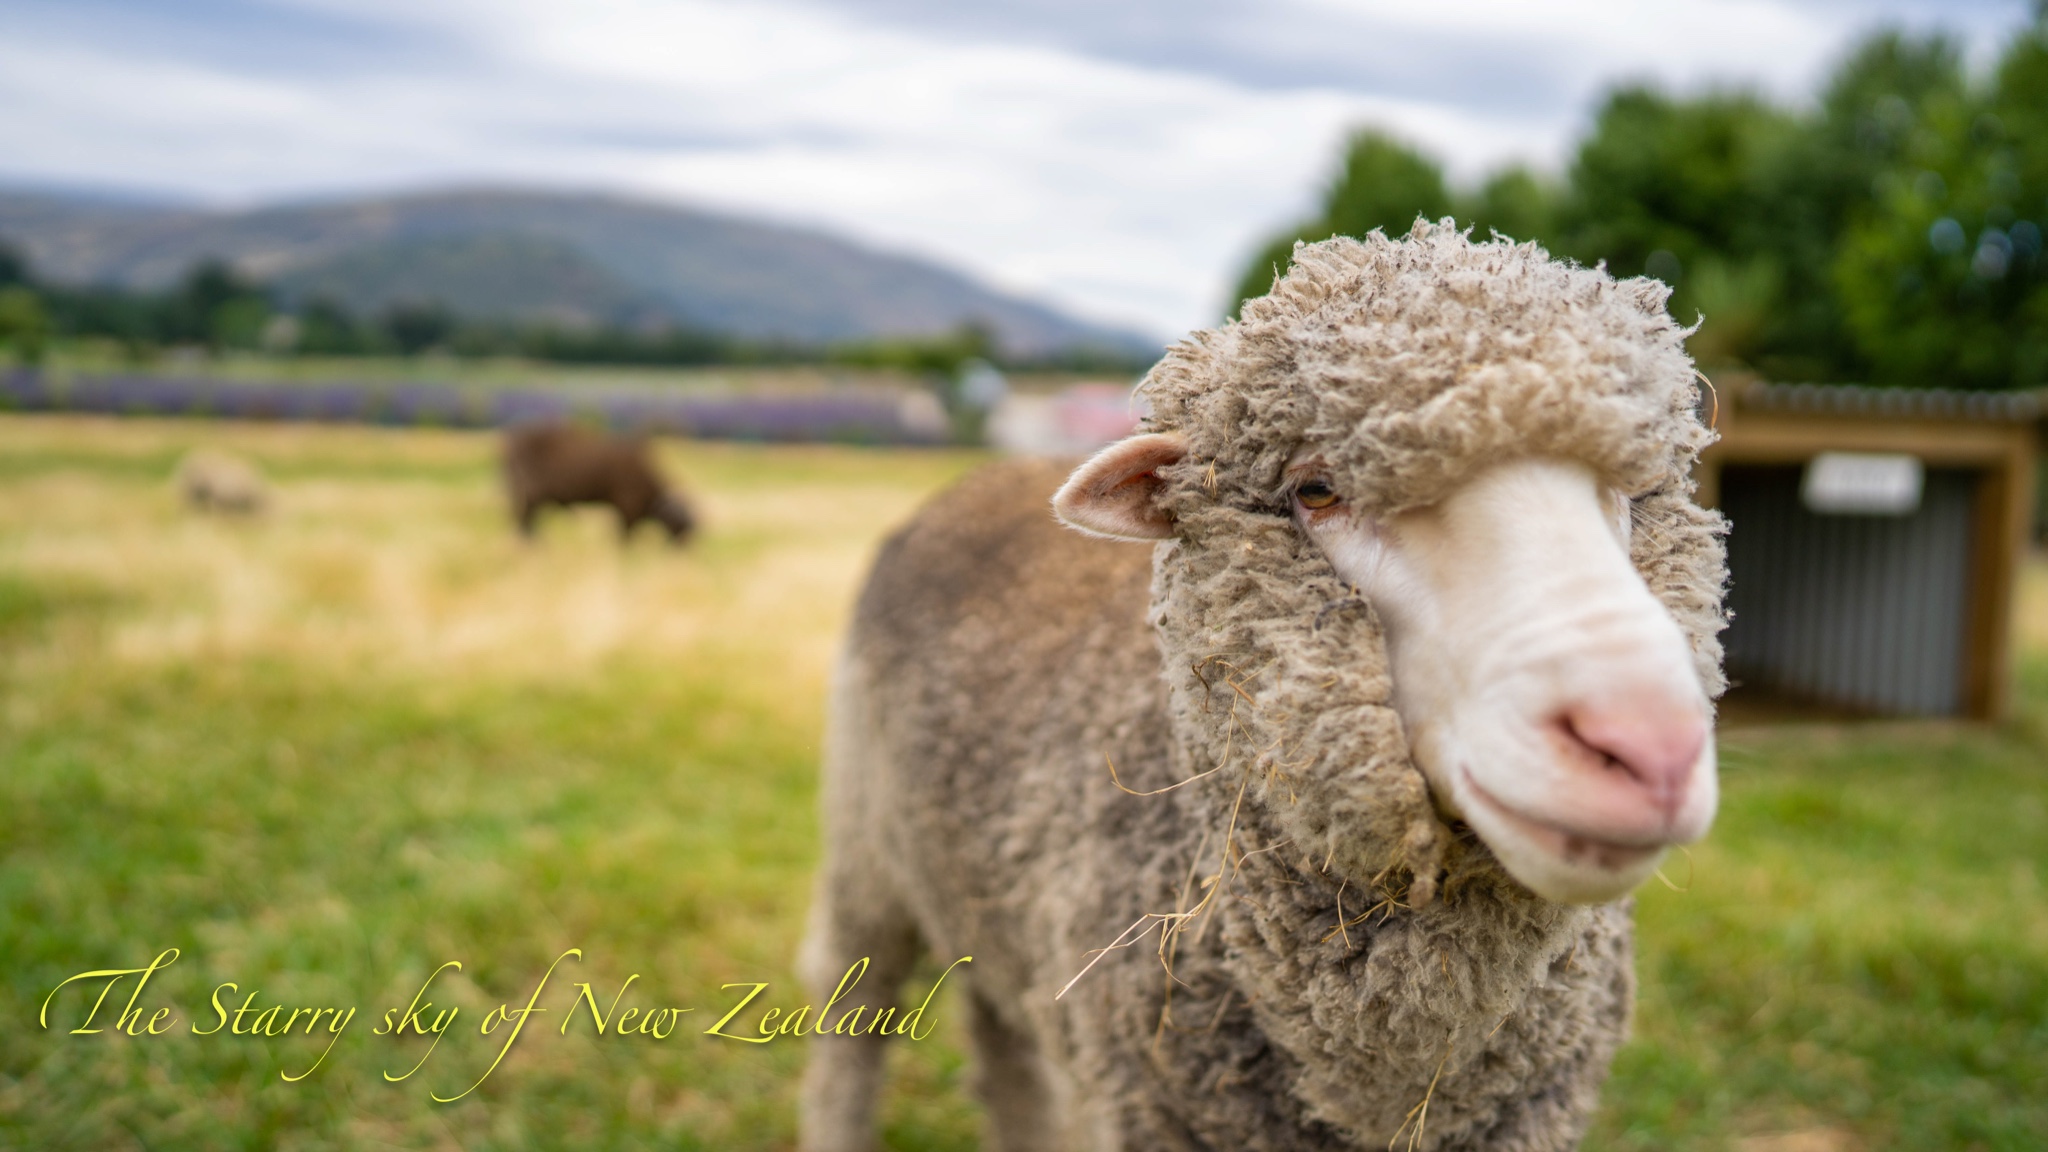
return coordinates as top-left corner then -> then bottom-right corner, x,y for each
0,414 -> 981,698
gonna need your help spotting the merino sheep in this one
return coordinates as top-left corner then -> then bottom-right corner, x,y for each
176,449 -> 268,515
502,422 -> 696,544
799,223 -> 1728,1152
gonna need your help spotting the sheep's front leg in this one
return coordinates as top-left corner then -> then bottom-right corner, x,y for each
797,878 -> 921,1152
969,992 -> 1057,1152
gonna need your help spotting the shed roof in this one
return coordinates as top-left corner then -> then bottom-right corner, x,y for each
1726,380 -> 2042,423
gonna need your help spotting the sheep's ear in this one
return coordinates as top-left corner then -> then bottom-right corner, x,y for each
1053,432 -> 1186,540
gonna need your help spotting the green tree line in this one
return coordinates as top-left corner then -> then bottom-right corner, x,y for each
1235,17 -> 2048,390
0,251 -> 827,368
0,250 -> 1149,375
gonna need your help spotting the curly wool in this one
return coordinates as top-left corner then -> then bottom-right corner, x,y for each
1141,221 -> 1728,909
805,221 -> 1729,1152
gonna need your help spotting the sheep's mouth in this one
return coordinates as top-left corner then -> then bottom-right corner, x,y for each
1459,772 -> 1663,873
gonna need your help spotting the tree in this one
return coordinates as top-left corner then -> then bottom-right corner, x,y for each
1553,85 -> 1818,372
380,301 -> 454,355
1784,30 -> 1972,381
1830,22 -> 2048,388
0,244 -> 28,288
1228,130 -> 1452,313
828,321 -> 995,375
1458,167 -> 1559,246
0,286 -> 50,365
1560,87 -> 1795,273
1226,21 -> 2048,388
163,260 -> 269,350
291,297 -> 367,354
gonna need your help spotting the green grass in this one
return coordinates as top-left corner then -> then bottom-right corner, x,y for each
1589,680 -> 2048,1152
1,414 -> 2044,1150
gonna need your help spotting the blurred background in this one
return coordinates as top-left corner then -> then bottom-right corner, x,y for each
1,2 -> 2045,1150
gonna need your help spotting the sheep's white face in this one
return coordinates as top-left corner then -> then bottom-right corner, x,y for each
1055,435 -> 1716,905
1287,454 -> 1715,904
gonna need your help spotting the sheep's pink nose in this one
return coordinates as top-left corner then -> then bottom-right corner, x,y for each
1557,700 -> 1706,827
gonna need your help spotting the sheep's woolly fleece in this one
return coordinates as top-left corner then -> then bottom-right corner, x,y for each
1141,221 -> 1728,909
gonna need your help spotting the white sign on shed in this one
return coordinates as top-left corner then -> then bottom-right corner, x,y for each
1800,452 -> 1924,515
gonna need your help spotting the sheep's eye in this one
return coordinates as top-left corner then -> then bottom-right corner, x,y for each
1295,480 -> 1340,511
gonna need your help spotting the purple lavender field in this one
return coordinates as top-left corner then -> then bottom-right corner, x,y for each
0,369 -> 948,445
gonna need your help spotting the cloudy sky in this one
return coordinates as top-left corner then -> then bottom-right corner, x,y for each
0,0 -> 2033,338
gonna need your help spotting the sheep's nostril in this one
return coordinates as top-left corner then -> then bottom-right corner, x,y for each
1555,704 -> 1706,821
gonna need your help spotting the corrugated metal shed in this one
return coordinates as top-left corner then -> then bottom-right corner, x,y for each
1699,380 -> 2039,720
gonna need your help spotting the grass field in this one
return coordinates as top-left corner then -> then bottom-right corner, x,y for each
1,414 -> 2043,1151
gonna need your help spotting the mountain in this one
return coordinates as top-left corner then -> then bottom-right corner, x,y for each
0,187 -> 1158,358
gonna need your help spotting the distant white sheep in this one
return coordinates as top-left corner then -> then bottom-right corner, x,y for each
800,222 -> 1727,1151
177,449 -> 268,516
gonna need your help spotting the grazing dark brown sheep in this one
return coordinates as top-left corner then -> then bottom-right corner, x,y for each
502,423 -> 697,544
